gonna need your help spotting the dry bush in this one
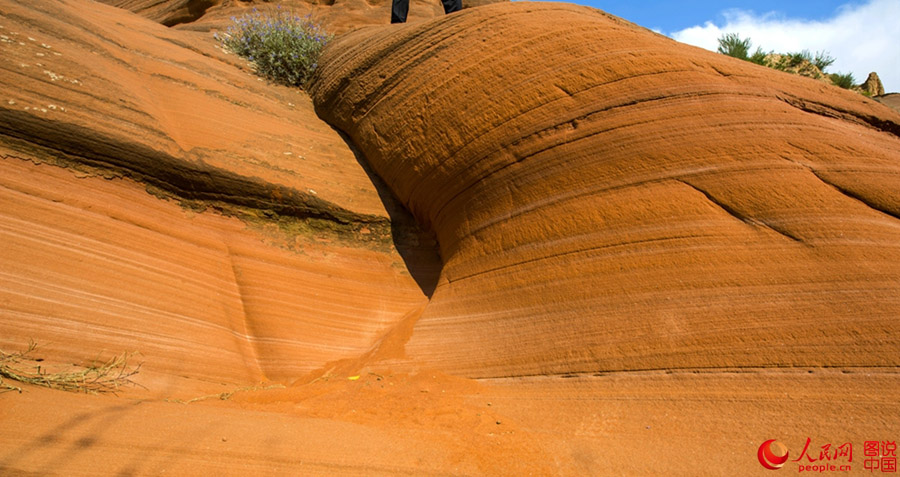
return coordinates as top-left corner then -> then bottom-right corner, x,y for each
0,340 -> 141,395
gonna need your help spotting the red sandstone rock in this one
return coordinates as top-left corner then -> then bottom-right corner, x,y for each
877,92 -> 900,113
0,0 -> 430,383
99,0 -> 499,33
96,0 -> 220,26
104,0 -> 444,34
310,3 -> 900,378
2,0 -> 898,475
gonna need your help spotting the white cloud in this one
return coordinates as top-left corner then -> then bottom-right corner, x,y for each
670,0 -> 900,93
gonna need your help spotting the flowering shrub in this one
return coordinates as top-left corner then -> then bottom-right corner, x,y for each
216,8 -> 332,87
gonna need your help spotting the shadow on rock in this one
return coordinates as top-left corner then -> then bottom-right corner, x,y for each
336,129 -> 442,298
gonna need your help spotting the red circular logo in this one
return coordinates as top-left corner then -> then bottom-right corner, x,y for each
758,439 -> 790,470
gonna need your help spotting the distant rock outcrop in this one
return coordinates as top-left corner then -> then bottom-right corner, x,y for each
860,71 -> 886,96
762,52 -> 831,84
757,53 -> 885,97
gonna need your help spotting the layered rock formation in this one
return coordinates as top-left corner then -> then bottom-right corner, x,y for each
2,0 -> 899,475
311,2 -> 900,378
0,0 -> 434,385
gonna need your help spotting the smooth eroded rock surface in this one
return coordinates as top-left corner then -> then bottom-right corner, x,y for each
0,0 -> 430,384
1,0 -> 392,221
311,2 -> 900,378
877,92 -> 900,113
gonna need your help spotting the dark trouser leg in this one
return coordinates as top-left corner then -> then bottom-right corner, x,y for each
441,0 -> 462,14
391,0 -> 409,23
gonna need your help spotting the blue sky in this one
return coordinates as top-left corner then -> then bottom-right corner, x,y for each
539,0 -> 899,93
582,1 -> 858,34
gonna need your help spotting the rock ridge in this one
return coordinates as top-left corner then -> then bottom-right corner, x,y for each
1,107 -> 393,244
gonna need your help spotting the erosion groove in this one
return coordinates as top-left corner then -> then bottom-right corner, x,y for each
778,92 -> 900,138
0,109 -> 392,243
676,179 -> 807,244
96,0 -> 218,26
808,168 -> 900,222
477,365 -> 900,382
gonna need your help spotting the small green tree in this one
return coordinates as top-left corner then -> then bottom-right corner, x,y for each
812,51 -> 836,71
786,50 -> 813,67
748,47 -> 768,65
717,33 -> 753,60
829,72 -> 856,89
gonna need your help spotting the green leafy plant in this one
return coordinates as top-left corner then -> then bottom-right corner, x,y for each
717,33 -> 753,60
748,47 -> 768,65
0,340 -> 141,394
216,7 -> 332,87
786,50 -> 812,67
717,33 -> 767,65
812,51 -> 836,71
829,72 -> 856,89
715,34 -> 858,91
